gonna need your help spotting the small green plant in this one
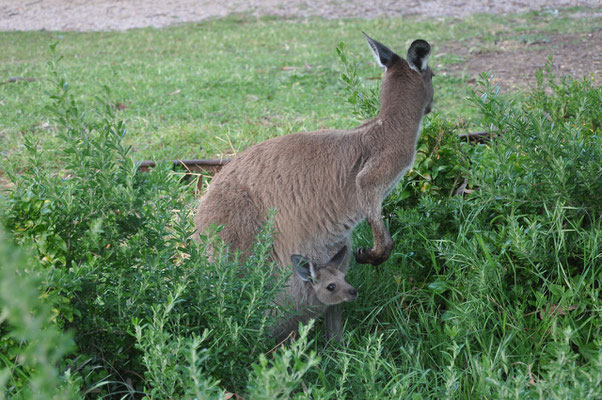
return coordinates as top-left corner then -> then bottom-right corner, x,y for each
468,61 -> 602,218
246,322 -> 322,399
336,42 -> 380,120
0,228 -> 80,399
133,288 -> 224,399
133,216 -> 291,396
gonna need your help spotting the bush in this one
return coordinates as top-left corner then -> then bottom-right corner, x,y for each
133,218 -> 292,396
468,64 -> 602,218
0,228 -> 80,399
340,52 -> 600,398
3,44 -> 201,394
1,45 -> 296,397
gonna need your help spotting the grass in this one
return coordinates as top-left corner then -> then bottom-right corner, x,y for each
1,6 -> 601,400
1,7 -> 600,171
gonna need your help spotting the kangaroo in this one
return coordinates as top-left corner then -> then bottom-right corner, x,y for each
271,246 -> 358,343
194,32 -> 433,340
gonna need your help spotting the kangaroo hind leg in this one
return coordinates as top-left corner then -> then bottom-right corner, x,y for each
194,184 -> 264,258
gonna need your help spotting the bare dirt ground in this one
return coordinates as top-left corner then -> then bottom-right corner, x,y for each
442,29 -> 602,88
1,0 -> 600,31
0,1 -> 600,87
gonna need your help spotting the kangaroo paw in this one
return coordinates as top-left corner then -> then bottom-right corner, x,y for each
354,247 -> 389,265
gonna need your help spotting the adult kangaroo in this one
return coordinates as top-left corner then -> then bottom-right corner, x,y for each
194,32 -> 434,340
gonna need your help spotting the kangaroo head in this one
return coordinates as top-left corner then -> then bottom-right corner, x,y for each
362,32 -> 434,115
291,246 -> 358,305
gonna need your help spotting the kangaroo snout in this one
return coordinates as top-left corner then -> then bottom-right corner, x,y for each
346,287 -> 358,301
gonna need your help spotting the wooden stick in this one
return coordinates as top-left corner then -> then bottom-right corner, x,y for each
137,158 -> 231,174
457,130 -> 496,143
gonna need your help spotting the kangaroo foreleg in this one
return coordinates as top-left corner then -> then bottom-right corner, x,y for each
354,212 -> 394,265
354,158 -> 396,266
325,304 -> 343,342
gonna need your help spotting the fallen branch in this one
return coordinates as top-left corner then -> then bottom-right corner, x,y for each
135,130 -> 493,193
457,130 -> 496,143
137,158 -> 231,175
0,76 -> 36,85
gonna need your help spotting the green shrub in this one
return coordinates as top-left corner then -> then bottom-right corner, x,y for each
2,45 -> 201,394
468,64 -> 602,218
0,228 -> 80,399
133,217 -> 292,396
1,45 -> 291,397
246,322 -> 322,399
132,288 -> 224,399
341,59 -> 601,399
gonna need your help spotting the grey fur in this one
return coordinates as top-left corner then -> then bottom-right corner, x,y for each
271,246 -> 357,342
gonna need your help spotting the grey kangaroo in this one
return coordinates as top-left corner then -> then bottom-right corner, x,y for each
272,246 -> 358,343
194,32 -> 434,340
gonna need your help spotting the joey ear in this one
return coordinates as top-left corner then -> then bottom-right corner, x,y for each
329,246 -> 348,267
407,39 -> 431,72
362,32 -> 400,70
292,255 -> 317,283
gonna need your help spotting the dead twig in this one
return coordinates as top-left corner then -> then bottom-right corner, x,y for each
457,130 -> 500,144
0,76 -> 36,85
265,330 -> 296,356
135,129 -> 492,193
137,158 -> 231,174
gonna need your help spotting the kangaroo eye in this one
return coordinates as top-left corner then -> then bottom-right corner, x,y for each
327,284 -> 336,292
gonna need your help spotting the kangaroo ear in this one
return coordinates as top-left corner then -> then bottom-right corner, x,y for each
292,255 -> 317,282
363,32 -> 400,70
407,39 -> 431,72
329,246 -> 348,267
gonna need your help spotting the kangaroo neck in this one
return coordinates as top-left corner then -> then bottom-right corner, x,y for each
371,91 -> 425,146
380,67 -> 425,119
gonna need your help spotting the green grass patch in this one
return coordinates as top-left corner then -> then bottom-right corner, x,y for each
1,8 -> 600,171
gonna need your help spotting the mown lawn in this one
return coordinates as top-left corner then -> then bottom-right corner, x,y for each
1,7 -> 600,167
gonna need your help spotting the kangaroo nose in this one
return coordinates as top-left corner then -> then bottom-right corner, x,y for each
347,288 -> 358,299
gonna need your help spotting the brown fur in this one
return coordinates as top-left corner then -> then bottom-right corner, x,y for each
193,34 -> 434,340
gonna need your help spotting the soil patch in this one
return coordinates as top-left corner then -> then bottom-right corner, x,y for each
0,0 -> 599,31
441,29 -> 602,88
